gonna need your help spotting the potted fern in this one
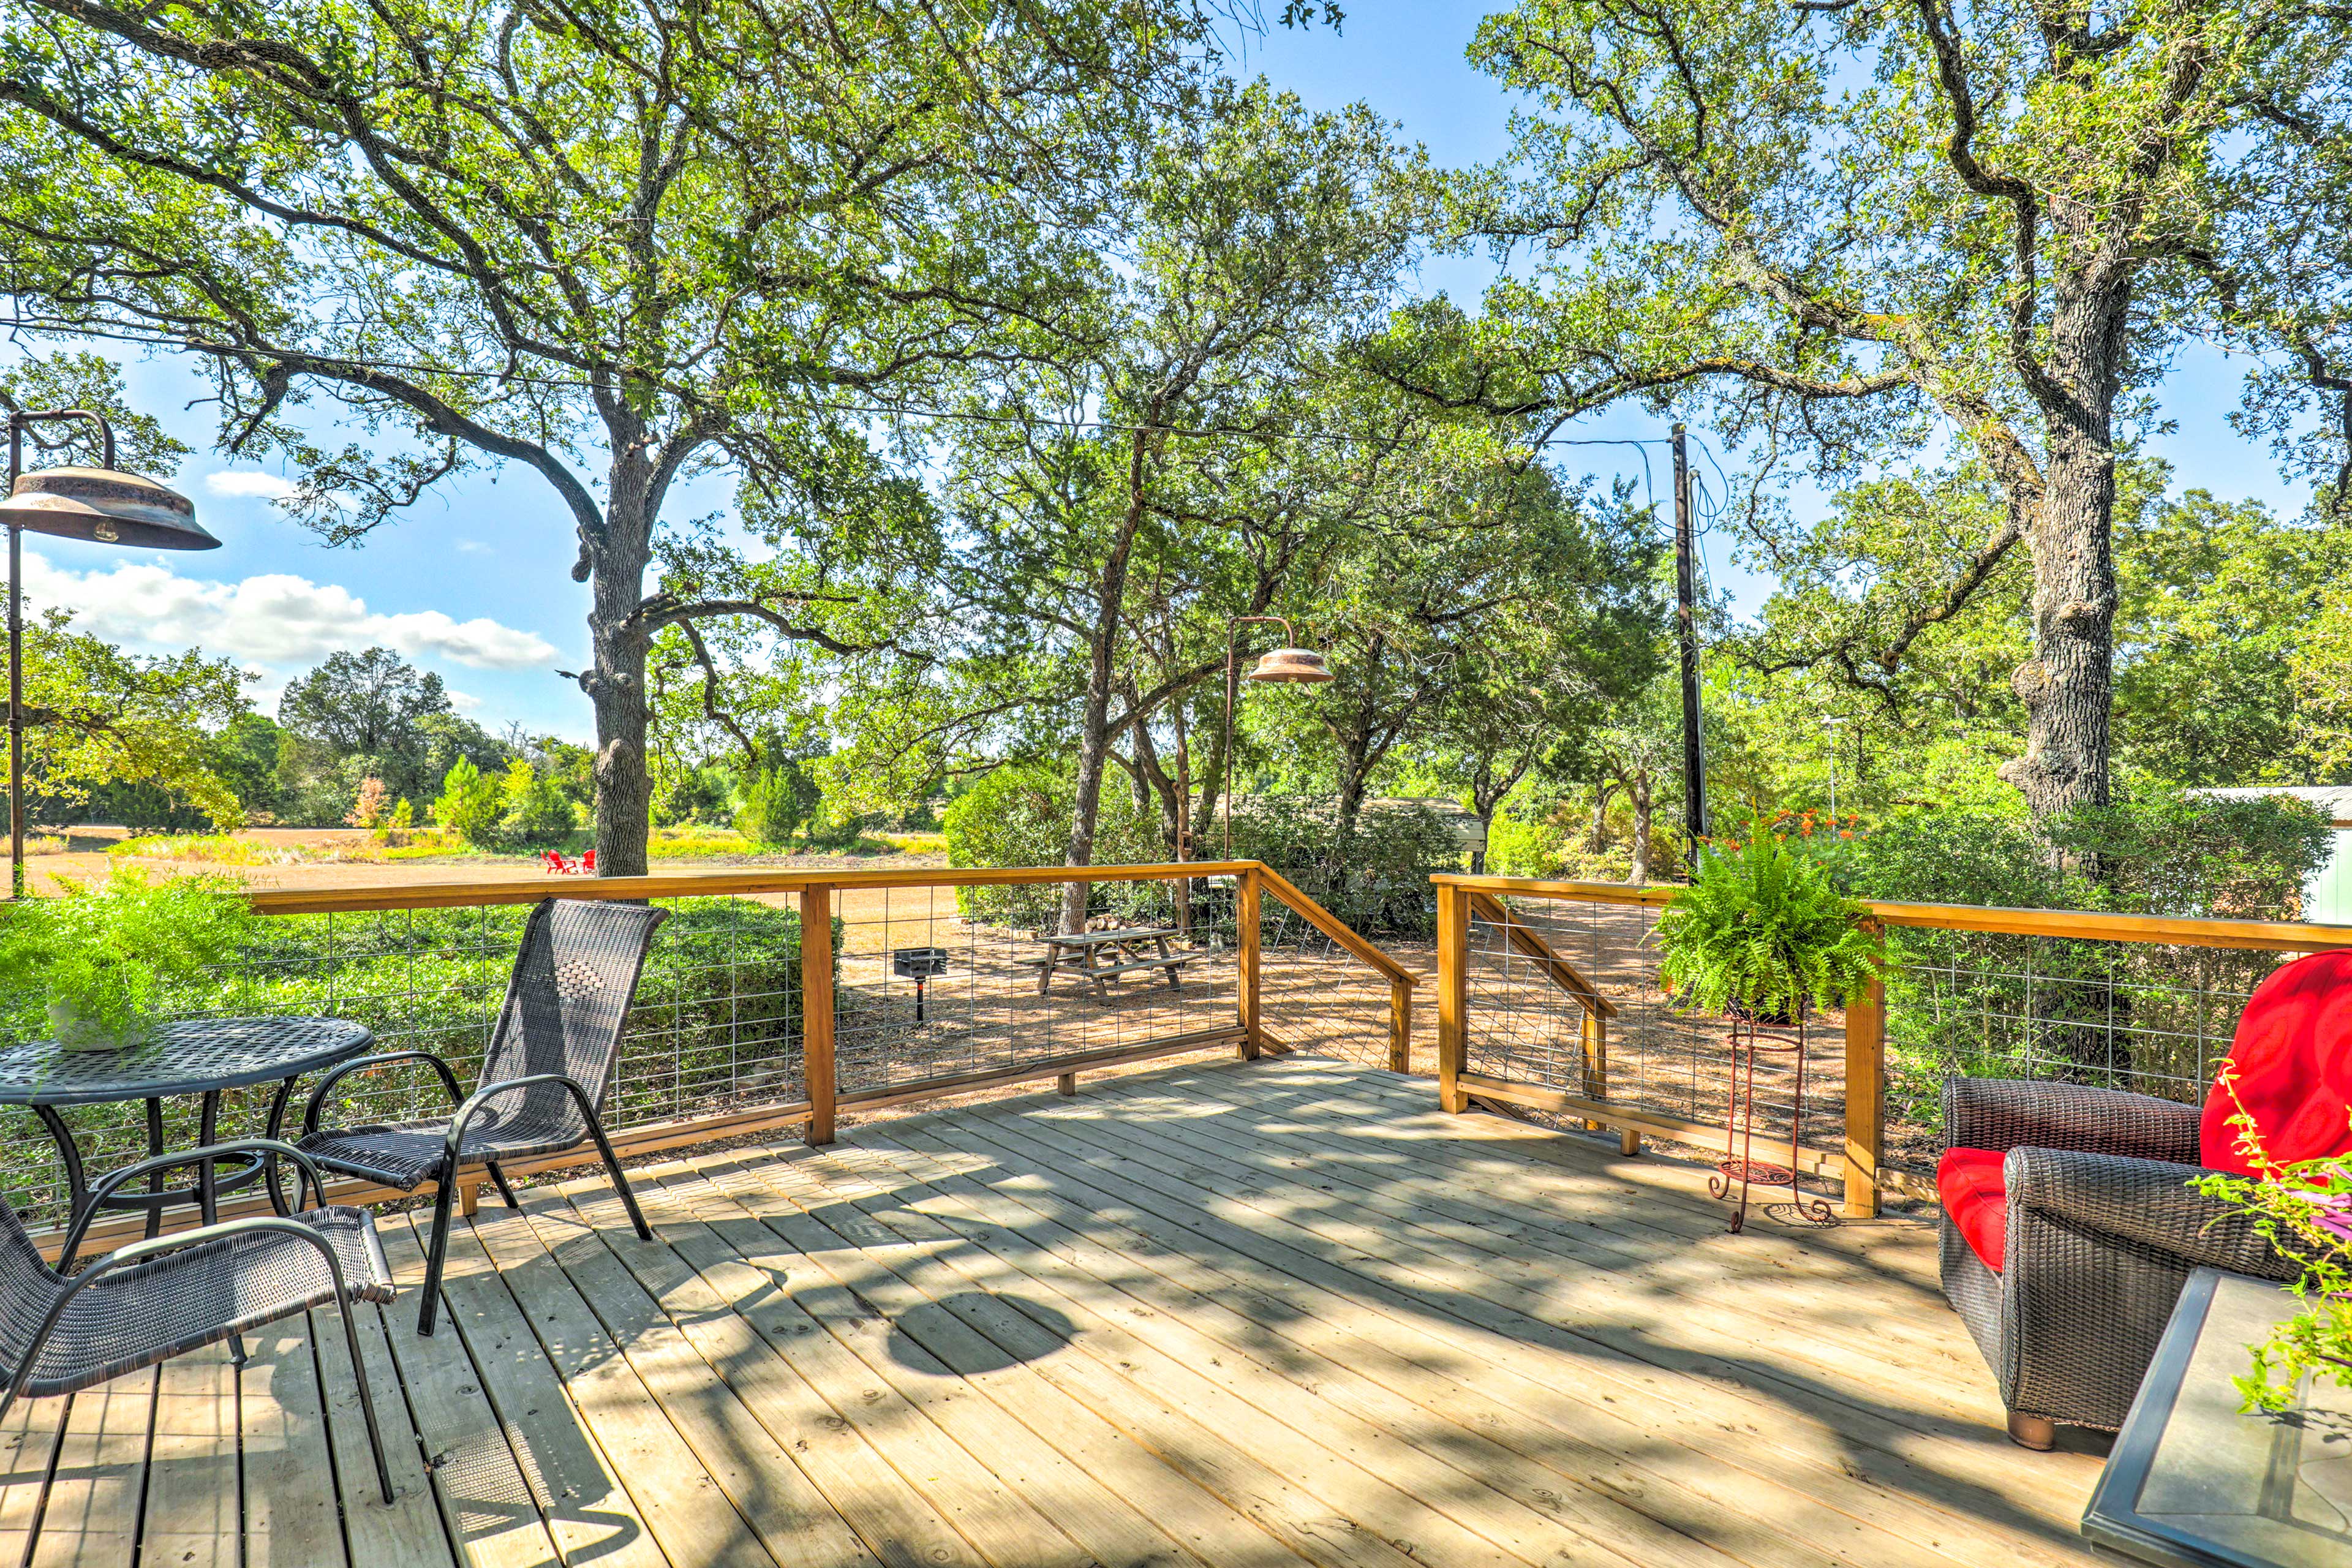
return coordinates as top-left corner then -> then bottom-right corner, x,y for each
1656,828 -> 1884,1022
0,871 -> 253,1052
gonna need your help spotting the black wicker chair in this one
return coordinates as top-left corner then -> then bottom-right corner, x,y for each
1938,1077 -> 2296,1447
1,1139 -> 396,1502
297,898 -> 667,1335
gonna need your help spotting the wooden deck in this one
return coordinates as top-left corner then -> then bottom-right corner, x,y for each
0,1054 -> 2111,1568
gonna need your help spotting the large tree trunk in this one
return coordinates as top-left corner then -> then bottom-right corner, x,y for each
1060,429 -> 1153,934
1999,279 -> 2126,829
1627,775 -> 1653,886
2000,274 -> 2132,1075
590,468 -> 654,878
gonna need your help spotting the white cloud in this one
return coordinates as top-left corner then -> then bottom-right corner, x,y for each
446,689 -> 484,714
24,553 -> 559,671
454,539 -> 492,555
205,470 -> 302,503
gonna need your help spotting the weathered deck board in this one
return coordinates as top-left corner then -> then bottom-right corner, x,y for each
0,1055 -> 2113,1568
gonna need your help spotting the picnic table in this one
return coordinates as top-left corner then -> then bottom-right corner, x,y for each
1027,926 -> 1199,997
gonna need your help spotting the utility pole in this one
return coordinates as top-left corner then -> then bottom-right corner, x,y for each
1673,423 -> 1708,863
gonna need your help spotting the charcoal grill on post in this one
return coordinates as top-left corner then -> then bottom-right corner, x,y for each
893,947 -> 950,1020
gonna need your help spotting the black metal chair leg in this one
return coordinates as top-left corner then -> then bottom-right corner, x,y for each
416,1174 -> 458,1337
331,1286 -> 396,1502
582,1112 -> 651,1240
484,1161 -> 522,1210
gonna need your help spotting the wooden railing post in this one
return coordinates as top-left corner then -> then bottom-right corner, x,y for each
801,884 -> 835,1146
1436,884 -> 1469,1112
1237,868 -> 1262,1060
1843,971 -> 1885,1218
1388,977 -> 1411,1073
1579,1009 -> 1607,1136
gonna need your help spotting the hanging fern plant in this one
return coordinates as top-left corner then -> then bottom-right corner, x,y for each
1655,829 -> 1885,1020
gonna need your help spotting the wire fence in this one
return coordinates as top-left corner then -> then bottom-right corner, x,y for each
1877,925 -> 2282,1174
0,894 -> 814,1229
1449,884 -> 2328,1189
1460,894 -> 1848,1166
0,873 -> 1316,1231
830,874 -> 1242,1103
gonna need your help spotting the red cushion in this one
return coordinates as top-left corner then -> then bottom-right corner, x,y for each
1937,1147 -> 2007,1273
2201,949 -> 2352,1175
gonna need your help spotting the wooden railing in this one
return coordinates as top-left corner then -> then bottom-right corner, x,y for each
1430,873 -> 2352,1219
41,860 -> 1415,1257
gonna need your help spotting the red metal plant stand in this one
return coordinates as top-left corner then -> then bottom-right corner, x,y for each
1711,1012 -> 1839,1234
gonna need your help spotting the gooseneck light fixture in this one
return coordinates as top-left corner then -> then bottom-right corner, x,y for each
1221,615 -> 1332,858
0,412 -> 217,895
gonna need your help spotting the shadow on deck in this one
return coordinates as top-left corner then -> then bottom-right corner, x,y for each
0,1055 -> 2108,1568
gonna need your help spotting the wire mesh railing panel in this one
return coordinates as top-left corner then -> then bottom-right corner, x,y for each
1251,860 -> 1440,1069
831,875 -> 1241,1100
0,894 -> 809,1229
1462,894 -> 1847,1160
1880,927 -> 2280,1175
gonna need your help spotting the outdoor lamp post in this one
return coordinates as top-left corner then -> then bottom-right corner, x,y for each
0,411 -> 217,896
1221,615 -> 1332,857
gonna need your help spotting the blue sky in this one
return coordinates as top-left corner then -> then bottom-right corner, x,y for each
20,1 -> 2310,743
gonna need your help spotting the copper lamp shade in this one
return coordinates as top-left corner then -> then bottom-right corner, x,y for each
1248,647 -> 1332,684
0,466 -> 218,551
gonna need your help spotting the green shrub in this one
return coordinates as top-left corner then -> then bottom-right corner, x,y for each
0,870 -> 253,1046
734,761 -> 820,846
1838,788 -> 2334,1137
184,898 -> 833,1134
942,764 -> 1464,937
432,757 -> 505,845
499,761 -> 575,845
943,763 -> 1162,927
1487,810 -> 1568,878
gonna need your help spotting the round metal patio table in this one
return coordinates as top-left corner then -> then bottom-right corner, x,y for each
0,1016 -> 374,1254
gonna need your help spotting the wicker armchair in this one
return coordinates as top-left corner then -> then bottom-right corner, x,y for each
0,1139 -> 396,1502
1937,1078 -> 2294,1447
298,898 -> 667,1335
1939,946 -> 2352,1447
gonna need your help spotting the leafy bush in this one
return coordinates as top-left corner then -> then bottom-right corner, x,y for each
1836,788 -> 2334,1140
1656,831 -> 1883,1019
1487,809 -> 1568,877
432,756 -> 505,845
344,776 -> 390,829
0,871 -> 253,1046
1225,797 -> 1461,939
499,760 -> 575,845
190,898 -> 833,1133
735,761 -> 820,846
943,763 -> 1163,926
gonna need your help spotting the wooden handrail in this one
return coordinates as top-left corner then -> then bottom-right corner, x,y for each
244,860 -> 1268,915
1464,889 -> 1617,1019
1253,866 -> 1422,989
1430,873 -> 2352,953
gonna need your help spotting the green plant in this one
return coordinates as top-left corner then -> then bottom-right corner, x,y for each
1486,809 -> 1567,878
2190,1081 -> 2352,1413
432,756 -> 505,845
735,762 -> 820,846
0,871 -> 253,1046
1655,828 -> 1884,1019
499,760 -> 575,845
